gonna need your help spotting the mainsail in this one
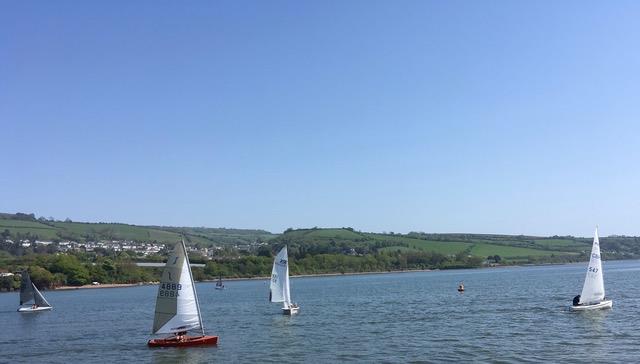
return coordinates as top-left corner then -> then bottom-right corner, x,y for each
152,240 -> 204,335
20,271 -> 34,305
579,227 -> 606,305
270,246 -> 291,308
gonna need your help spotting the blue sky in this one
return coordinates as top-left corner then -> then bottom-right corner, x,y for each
2,1 -> 639,236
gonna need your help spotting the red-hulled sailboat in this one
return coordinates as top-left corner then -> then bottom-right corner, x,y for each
148,239 -> 218,347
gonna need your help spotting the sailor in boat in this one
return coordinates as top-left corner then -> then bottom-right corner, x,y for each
175,331 -> 187,342
458,282 -> 465,292
572,295 -> 581,307
31,304 -> 38,309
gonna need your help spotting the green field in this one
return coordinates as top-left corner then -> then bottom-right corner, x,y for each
0,220 -> 60,240
0,217 -> 273,246
271,228 -> 580,260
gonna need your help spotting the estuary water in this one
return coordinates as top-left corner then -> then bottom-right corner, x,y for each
1,260 -> 640,363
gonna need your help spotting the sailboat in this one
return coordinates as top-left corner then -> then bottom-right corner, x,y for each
215,274 -> 225,290
148,239 -> 218,347
269,246 -> 299,315
17,270 -> 53,312
571,227 -> 613,311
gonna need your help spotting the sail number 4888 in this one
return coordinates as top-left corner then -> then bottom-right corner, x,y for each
159,283 -> 182,297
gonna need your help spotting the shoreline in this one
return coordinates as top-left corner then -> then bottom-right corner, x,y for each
53,283 -> 152,290
0,260 -> 608,293
55,268 -> 440,289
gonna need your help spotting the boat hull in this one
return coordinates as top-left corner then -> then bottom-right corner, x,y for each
282,307 -> 300,315
215,286 -> 225,290
147,335 -> 218,347
571,299 -> 613,311
17,306 -> 52,312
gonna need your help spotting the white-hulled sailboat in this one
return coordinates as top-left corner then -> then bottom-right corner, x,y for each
17,270 -> 52,312
269,246 -> 299,315
148,239 -> 218,347
571,227 -> 612,311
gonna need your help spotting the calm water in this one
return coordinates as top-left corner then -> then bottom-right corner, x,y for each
2,260 -> 640,363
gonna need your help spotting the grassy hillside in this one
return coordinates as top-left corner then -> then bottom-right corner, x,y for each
2,212 -> 638,262
268,228 -> 640,262
0,215 -> 275,246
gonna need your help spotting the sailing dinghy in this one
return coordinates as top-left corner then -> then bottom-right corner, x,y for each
269,246 -> 299,315
215,274 -> 225,290
571,227 -> 612,311
148,239 -> 218,347
17,270 -> 52,312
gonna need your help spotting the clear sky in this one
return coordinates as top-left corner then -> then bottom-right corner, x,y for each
2,1 -> 639,236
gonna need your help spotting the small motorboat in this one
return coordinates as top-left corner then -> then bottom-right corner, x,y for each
148,335 -> 218,347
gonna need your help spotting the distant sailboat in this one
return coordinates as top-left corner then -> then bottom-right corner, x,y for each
148,239 -> 218,347
17,270 -> 52,312
269,246 -> 299,315
215,274 -> 225,290
571,227 -> 612,311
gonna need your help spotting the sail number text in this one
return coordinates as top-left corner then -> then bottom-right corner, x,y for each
159,283 -> 182,297
588,267 -> 599,273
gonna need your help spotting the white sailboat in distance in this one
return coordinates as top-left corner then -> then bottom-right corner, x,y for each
148,239 -> 218,347
17,270 -> 52,312
571,227 -> 612,311
270,246 -> 299,315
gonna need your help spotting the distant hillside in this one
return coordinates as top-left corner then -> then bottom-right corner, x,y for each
2,212 -> 639,262
2,214 -> 640,287
268,228 -> 640,263
0,213 -> 276,246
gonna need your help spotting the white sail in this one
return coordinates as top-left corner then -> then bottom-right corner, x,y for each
270,246 -> 292,308
579,227 -> 606,305
152,240 -> 204,335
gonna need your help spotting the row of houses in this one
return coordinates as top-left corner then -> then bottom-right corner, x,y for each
3,238 -> 267,259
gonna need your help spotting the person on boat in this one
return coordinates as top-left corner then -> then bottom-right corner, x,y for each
175,331 -> 187,342
31,304 -> 38,309
458,282 -> 464,291
572,295 -> 581,306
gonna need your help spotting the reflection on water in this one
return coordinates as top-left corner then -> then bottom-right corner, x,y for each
150,346 -> 211,364
0,259 -> 639,362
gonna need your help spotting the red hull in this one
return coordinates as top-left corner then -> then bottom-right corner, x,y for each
148,335 -> 218,347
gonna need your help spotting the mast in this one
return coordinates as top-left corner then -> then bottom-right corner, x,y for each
182,238 -> 205,336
